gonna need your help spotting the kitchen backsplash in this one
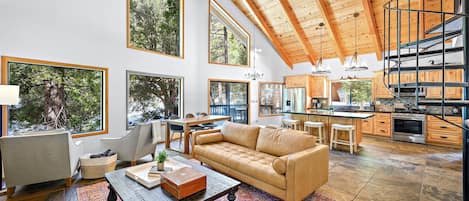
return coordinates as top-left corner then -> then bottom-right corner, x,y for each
376,97 -> 460,115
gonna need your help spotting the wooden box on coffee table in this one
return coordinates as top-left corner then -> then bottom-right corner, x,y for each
161,167 -> 207,200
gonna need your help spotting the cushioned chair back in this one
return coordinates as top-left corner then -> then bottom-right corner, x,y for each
0,131 -> 73,186
134,123 -> 154,158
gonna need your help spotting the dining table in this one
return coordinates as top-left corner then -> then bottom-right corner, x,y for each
165,115 -> 231,154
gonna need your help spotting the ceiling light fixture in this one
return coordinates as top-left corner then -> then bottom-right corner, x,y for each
344,12 -> 368,72
312,22 -> 331,74
245,28 -> 264,81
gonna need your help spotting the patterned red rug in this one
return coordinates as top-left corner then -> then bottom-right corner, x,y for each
77,181 -> 334,201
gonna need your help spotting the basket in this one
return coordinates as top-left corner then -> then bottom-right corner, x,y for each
80,153 -> 117,179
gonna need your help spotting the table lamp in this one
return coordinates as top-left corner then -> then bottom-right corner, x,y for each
0,85 -> 20,190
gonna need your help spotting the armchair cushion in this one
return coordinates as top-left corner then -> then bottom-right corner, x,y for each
221,122 -> 260,149
196,132 -> 223,145
256,128 -> 316,157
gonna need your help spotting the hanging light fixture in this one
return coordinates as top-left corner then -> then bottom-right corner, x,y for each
344,12 -> 368,71
312,22 -> 331,74
245,28 -> 264,80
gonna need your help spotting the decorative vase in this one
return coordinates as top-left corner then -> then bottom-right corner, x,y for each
157,162 -> 164,171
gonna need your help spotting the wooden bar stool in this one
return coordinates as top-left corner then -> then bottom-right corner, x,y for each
330,123 -> 356,154
304,121 -> 325,144
282,119 -> 300,130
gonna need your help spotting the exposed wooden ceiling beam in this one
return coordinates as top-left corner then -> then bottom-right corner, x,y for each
279,0 -> 317,66
362,0 -> 383,60
315,0 -> 346,64
240,0 -> 293,68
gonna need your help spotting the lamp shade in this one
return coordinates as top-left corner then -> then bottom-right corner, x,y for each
0,85 -> 20,105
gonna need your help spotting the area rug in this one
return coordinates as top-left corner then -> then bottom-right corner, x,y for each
77,181 -> 334,201
76,182 -> 121,201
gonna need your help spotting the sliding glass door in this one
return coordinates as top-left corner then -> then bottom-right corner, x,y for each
209,80 -> 249,124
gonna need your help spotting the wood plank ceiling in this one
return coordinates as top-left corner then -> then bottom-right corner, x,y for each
232,0 -> 455,68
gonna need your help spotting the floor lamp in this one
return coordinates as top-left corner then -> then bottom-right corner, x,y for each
0,85 -> 20,191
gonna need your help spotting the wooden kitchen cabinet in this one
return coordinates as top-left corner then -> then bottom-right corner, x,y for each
361,114 -> 374,134
426,115 -> 463,147
425,69 -> 463,99
309,75 -> 328,98
373,113 -> 391,137
389,71 -> 425,84
373,71 -> 393,99
285,75 -> 308,88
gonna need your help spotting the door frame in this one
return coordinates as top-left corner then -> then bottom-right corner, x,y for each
207,78 -> 250,124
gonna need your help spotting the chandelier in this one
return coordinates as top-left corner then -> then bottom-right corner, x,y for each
312,22 -> 331,74
344,12 -> 368,71
245,29 -> 264,80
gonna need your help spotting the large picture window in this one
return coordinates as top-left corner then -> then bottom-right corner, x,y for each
1,57 -> 108,138
209,79 -> 249,124
209,0 -> 249,66
331,80 -> 372,106
127,0 -> 184,58
127,71 -> 183,128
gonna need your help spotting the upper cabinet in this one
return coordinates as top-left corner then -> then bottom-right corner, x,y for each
309,76 -> 328,98
284,75 -> 329,109
425,69 -> 463,99
284,75 -> 309,88
373,71 -> 393,99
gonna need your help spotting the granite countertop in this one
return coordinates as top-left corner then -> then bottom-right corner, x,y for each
283,111 -> 374,119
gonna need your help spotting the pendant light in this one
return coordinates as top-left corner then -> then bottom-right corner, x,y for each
312,22 -> 331,74
344,12 -> 368,71
244,28 -> 264,80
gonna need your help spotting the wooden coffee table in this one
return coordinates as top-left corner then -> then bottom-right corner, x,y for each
105,156 -> 240,201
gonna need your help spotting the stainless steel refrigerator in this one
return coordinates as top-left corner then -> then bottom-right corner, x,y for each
283,88 -> 306,112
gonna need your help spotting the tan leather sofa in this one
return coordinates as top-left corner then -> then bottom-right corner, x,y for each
192,122 -> 329,201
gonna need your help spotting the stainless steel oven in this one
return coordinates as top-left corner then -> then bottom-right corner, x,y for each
392,113 -> 426,144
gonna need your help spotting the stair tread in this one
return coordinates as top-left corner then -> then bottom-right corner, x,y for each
418,100 -> 469,106
388,64 -> 465,72
400,30 -> 461,49
389,82 -> 469,88
385,47 -> 464,61
425,15 -> 463,34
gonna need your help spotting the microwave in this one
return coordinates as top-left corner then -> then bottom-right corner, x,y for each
393,87 -> 426,97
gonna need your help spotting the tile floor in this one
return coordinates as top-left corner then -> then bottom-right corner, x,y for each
0,136 -> 463,201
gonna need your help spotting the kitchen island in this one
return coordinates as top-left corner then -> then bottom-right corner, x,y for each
283,110 -> 374,152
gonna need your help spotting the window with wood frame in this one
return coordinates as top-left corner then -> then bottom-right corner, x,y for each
126,71 -> 183,129
128,0 -> 184,58
209,0 -> 250,66
1,57 -> 108,138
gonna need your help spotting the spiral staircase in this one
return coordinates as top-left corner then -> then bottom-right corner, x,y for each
381,0 -> 468,198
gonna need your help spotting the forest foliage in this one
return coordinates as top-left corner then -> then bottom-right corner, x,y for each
128,73 -> 181,126
129,0 -> 182,57
7,62 -> 104,134
209,4 -> 248,65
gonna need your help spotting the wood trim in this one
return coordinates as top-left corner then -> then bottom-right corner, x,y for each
240,0 -> 293,68
1,56 -> 109,138
279,0 -> 317,66
207,78 -> 251,124
314,0 -> 346,64
361,0 -> 383,60
126,0 -> 185,59
419,0 -> 425,39
258,81 -> 284,117
208,0 -> 251,68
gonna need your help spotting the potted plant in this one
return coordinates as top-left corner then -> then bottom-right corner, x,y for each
156,150 -> 167,171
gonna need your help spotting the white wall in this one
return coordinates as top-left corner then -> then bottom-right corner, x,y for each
0,0 -> 290,152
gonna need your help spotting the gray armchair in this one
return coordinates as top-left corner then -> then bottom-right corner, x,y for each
0,130 -> 83,197
100,122 -> 158,166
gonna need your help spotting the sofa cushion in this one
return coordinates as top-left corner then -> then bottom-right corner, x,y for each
196,133 -> 223,145
272,156 -> 287,175
194,142 -> 286,189
221,122 -> 260,149
256,128 -> 316,157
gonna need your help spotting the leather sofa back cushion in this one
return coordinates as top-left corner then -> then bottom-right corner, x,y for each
221,122 -> 260,149
256,128 -> 316,157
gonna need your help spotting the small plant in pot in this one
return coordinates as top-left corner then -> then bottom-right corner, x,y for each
156,150 -> 167,171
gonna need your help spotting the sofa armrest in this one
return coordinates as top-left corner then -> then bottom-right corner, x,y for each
285,144 -> 329,201
191,129 -> 221,157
